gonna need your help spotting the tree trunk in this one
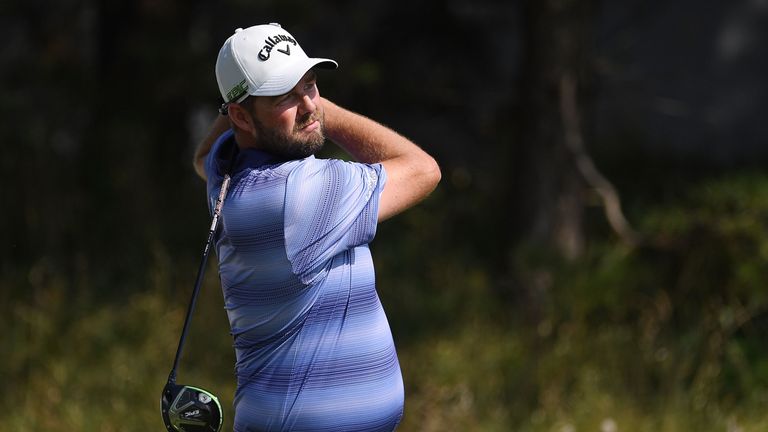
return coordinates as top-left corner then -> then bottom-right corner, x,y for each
499,0 -> 601,322
511,0 -> 601,259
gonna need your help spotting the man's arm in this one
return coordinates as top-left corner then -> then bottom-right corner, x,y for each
321,98 -> 441,222
193,114 -> 231,181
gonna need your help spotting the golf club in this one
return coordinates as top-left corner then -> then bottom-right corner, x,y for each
160,148 -> 236,432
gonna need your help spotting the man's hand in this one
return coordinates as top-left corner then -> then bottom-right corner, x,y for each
321,98 -> 441,222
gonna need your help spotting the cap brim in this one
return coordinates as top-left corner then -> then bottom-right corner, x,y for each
250,58 -> 338,97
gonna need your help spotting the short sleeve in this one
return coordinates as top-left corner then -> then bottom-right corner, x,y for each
284,157 -> 387,283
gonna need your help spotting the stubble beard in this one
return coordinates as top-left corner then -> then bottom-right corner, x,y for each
251,110 -> 326,160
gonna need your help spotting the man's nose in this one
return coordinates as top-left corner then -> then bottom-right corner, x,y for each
298,94 -> 316,114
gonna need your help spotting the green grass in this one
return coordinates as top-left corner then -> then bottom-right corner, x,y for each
3,277 -> 768,431
0,282 -> 768,432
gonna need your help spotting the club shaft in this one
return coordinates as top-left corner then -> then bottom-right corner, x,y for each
168,174 -> 231,384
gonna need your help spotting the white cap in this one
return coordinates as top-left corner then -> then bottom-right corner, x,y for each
215,23 -> 337,104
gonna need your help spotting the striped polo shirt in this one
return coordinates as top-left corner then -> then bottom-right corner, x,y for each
205,130 -> 404,432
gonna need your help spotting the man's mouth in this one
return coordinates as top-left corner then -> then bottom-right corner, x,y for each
297,116 -> 321,132
301,120 -> 320,132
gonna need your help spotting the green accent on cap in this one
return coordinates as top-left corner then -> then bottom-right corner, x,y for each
226,79 -> 249,102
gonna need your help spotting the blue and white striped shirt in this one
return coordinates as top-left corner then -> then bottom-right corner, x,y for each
205,130 -> 404,432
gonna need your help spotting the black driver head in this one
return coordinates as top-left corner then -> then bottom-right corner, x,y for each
161,383 -> 223,432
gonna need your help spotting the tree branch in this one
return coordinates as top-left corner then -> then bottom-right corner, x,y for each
559,73 -> 642,247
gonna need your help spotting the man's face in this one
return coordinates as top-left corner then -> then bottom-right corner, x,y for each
245,70 -> 325,159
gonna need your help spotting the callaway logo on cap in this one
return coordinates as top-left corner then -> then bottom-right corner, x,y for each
215,23 -> 338,104
257,33 -> 298,61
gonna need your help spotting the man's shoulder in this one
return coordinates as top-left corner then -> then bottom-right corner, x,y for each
296,156 -> 380,171
205,129 -> 236,181
286,156 -> 381,183
287,155 -> 343,174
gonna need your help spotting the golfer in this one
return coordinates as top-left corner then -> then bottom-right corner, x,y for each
193,23 -> 440,431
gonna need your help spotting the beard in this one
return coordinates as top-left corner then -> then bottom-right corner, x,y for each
251,110 -> 326,160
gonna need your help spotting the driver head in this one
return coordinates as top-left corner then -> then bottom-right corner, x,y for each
161,383 -> 223,432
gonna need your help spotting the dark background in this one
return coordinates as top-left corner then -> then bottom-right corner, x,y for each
2,1 -> 768,430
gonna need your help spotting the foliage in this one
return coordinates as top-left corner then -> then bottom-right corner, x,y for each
1,258 -> 236,431
392,171 -> 768,431
505,171 -> 768,431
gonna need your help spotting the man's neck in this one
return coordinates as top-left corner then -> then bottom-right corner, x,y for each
233,129 -> 258,150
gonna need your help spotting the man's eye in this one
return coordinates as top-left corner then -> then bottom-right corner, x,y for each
276,95 -> 293,105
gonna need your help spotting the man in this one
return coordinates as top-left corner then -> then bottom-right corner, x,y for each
193,23 -> 440,432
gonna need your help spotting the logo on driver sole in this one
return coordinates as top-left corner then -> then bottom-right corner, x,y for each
183,409 -> 201,418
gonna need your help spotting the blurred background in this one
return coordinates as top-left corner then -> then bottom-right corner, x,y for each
2,0 -> 768,431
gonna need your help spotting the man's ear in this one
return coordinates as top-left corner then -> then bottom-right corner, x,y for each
228,104 -> 257,136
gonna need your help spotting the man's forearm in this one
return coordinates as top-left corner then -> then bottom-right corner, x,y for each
322,98 -> 411,164
193,114 -> 231,181
321,98 -> 441,221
